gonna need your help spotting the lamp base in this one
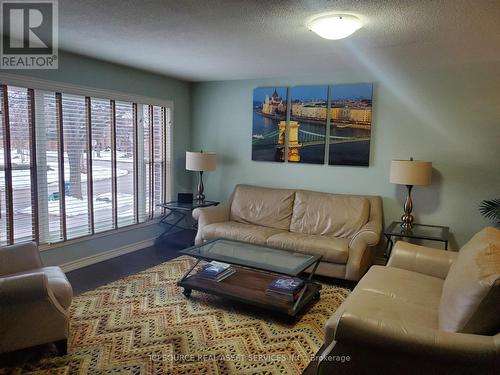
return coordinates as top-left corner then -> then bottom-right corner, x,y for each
400,185 -> 414,232
196,171 -> 205,204
400,213 -> 414,232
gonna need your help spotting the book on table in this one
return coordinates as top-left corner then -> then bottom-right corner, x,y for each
195,261 -> 236,282
266,276 -> 306,302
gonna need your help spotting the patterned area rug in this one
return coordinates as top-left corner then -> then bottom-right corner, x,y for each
7,256 -> 350,374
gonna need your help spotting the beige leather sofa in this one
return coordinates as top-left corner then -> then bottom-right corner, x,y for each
193,184 -> 383,281
0,242 -> 73,355
319,227 -> 500,374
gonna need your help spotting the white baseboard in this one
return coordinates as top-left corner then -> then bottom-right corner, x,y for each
60,238 -> 157,272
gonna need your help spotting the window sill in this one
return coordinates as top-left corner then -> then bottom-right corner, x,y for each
38,218 -> 162,252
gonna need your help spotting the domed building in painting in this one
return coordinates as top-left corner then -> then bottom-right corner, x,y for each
262,89 -> 286,115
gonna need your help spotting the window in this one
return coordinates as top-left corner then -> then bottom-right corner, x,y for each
0,83 -> 172,246
0,86 -> 36,244
90,97 -> 113,233
115,101 -> 136,227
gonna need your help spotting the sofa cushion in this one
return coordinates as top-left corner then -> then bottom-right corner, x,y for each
202,221 -> 285,245
290,190 -> 369,238
12,266 -> 73,309
266,232 -> 349,263
439,227 -> 500,334
325,265 -> 443,343
230,185 -> 295,230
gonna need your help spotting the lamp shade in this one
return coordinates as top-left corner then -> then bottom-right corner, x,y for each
390,160 -> 432,186
186,151 -> 216,172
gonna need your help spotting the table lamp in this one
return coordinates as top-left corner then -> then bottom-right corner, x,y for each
390,158 -> 432,231
186,151 -> 216,203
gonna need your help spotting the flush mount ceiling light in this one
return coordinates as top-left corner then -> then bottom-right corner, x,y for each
307,14 -> 362,40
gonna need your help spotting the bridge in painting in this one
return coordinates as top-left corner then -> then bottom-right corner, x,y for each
252,129 -> 370,147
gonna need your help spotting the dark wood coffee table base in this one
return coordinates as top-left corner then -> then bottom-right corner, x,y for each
178,265 -> 322,316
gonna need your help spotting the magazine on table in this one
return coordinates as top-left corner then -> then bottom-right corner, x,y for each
195,261 -> 235,281
266,285 -> 307,302
268,276 -> 304,293
265,276 -> 306,302
198,261 -> 231,276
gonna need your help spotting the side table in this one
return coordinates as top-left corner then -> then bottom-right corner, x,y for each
156,200 -> 219,243
384,221 -> 450,259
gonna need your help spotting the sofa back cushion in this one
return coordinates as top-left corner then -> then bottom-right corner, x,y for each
439,227 -> 500,334
289,190 -> 369,238
230,185 -> 295,230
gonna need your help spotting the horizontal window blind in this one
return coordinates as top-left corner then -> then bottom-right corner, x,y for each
0,86 -> 36,245
91,97 -> 113,233
36,91 -> 63,244
142,104 -> 152,221
0,83 -> 172,246
115,101 -> 135,227
62,93 -> 91,239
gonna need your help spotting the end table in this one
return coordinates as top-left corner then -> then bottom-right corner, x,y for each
156,200 -> 219,242
384,221 -> 450,259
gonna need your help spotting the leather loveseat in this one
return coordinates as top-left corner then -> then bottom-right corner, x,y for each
193,184 -> 383,281
319,227 -> 500,374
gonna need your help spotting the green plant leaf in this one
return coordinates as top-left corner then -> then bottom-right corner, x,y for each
479,198 -> 500,227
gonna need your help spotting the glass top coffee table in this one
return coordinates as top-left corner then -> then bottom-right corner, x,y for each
178,239 -> 322,316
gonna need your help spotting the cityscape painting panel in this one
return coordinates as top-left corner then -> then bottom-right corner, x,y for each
329,83 -> 373,166
289,85 -> 329,164
252,87 -> 288,162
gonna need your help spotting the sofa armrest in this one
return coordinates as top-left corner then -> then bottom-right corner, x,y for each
346,219 -> 382,281
349,220 -> 381,248
334,312 -> 499,364
0,272 -> 50,303
0,272 -> 67,313
0,242 -> 42,276
0,273 -> 69,353
387,241 -> 457,279
192,204 -> 230,245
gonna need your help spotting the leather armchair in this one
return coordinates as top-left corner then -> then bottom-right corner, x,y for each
319,237 -> 500,374
0,242 -> 73,355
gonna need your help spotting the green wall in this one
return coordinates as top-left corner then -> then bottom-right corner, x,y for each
1,51 -> 192,265
191,62 -> 500,248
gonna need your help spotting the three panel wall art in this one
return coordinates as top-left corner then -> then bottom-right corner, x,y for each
251,83 -> 373,166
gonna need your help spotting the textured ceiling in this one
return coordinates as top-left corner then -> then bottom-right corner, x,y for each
59,0 -> 500,81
